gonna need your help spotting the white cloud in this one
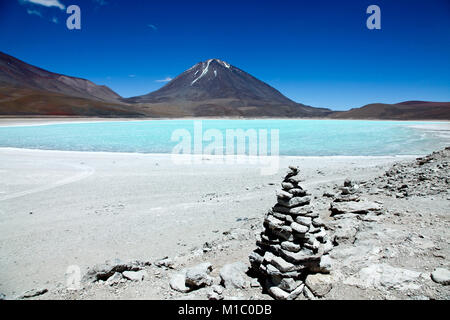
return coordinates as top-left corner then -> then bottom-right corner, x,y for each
23,0 -> 66,10
26,9 -> 43,16
51,16 -> 58,23
148,24 -> 157,31
155,77 -> 173,83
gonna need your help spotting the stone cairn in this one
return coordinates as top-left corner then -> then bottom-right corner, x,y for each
249,166 -> 333,300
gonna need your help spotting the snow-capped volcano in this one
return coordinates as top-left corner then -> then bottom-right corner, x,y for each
127,59 -> 332,117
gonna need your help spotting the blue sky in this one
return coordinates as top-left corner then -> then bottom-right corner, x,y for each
0,0 -> 449,110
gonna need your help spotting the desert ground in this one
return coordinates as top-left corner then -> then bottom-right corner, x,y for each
0,120 -> 449,300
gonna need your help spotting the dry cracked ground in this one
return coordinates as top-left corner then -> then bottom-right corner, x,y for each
6,148 -> 450,301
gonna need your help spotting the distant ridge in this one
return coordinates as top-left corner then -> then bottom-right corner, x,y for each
330,101 -> 450,120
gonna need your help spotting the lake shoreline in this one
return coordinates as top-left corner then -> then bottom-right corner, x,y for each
1,117 -> 450,128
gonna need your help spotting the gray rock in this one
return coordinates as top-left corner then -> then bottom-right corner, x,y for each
330,218 -> 360,244
219,262 -> 249,289
304,211 -> 319,218
264,263 -> 303,278
431,268 -> 450,285
154,257 -> 174,269
19,288 -> 48,299
271,227 -> 294,242
303,285 -> 316,300
207,291 -> 223,300
106,272 -> 124,286
277,190 -> 293,200
281,182 -> 295,190
339,186 -> 352,195
272,211 -> 294,223
123,270 -> 148,281
264,215 -> 284,230
309,254 -> 334,273
250,278 -> 261,288
312,217 -> 325,227
286,175 -> 303,184
278,196 -> 311,208
268,286 -> 289,300
344,178 -> 353,187
185,262 -> 213,288
287,283 -> 305,300
212,285 -> 224,294
169,273 -> 190,293
273,277 -> 303,292
280,248 -> 322,264
281,241 -> 301,252
290,222 -> 309,234
334,194 -> 360,202
83,260 -> 143,283
330,201 -> 382,215
305,273 -> 333,297
295,216 -> 312,226
344,264 -> 422,291
288,188 -> 308,196
264,252 -> 297,272
249,251 -> 264,266
273,204 -> 314,215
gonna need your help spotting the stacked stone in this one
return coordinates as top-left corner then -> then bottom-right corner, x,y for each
249,166 -> 333,300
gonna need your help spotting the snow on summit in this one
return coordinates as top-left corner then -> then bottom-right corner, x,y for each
190,59 -> 232,85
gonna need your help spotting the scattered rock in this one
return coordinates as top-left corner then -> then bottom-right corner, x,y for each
154,257 -> 174,269
305,273 -> 333,297
268,286 -> 289,300
344,264 -> 422,291
83,260 -> 143,283
219,262 -> 249,289
122,270 -> 148,281
20,288 -> 48,299
329,217 -> 360,244
207,290 -> 223,300
169,273 -> 190,293
330,201 -> 382,215
431,268 -> 450,285
106,272 -> 124,286
303,285 -> 316,300
185,262 -> 213,288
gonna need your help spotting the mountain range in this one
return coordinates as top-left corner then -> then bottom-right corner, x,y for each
0,51 -> 448,119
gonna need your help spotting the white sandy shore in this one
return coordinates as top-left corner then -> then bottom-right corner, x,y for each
1,117 -> 450,128
0,146 -> 420,297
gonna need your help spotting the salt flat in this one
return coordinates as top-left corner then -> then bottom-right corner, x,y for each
0,147 -> 414,297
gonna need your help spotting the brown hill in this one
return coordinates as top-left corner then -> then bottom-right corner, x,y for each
330,101 -> 450,120
0,87 -> 142,117
0,51 -> 143,117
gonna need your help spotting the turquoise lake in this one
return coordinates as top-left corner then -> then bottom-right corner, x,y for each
0,120 -> 448,156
